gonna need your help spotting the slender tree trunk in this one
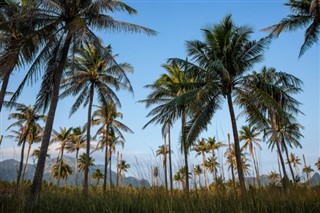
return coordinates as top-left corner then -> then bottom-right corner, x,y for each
277,150 -> 283,178
251,150 -> 261,188
275,141 -> 289,188
181,107 -> 189,191
21,143 -> 32,183
83,83 -> 94,194
58,146 -> 64,187
0,71 -> 11,113
75,150 -> 79,187
227,133 -> 236,189
202,151 -> 207,188
103,126 -> 109,192
283,141 -> 295,181
168,124 -> 173,192
164,136 -> 168,190
17,140 -> 26,188
116,151 -> 119,187
226,93 -> 245,192
109,147 -> 112,187
29,36 -> 72,207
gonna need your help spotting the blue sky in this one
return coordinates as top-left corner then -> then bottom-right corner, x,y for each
0,0 -> 319,180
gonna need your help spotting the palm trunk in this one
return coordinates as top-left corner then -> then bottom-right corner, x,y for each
21,143 -> 32,183
103,126 -> 109,192
228,133 -> 236,189
109,147 -> 112,187
58,146 -> 64,187
0,71 -> 11,113
202,151 -> 207,188
116,151 -> 119,187
164,136 -> 168,190
168,124 -> 173,192
29,36 -> 72,207
227,93 -> 245,192
181,107 -> 189,191
283,141 -> 295,181
83,83 -> 94,194
251,150 -> 261,188
75,150 -> 79,187
17,140 -> 27,188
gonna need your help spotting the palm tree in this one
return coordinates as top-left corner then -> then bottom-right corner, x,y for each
169,15 -> 270,192
141,63 -> 196,190
92,168 -> 104,187
78,153 -> 95,174
206,137 -> 225,182
156,144 -> 170,189
60,42 -> 133,192
205,156 -> 220,184
27,1 -> 155,203
239,125 -> 262,187
315,158 -> 320,171
51,127 -> 72,187
174,168 -> 185,189
117,160 -> 130,186
31,147 -> 50,166
51,160 -> 73,185
92,103 -> 133,191
303,165 -> 314,184
193,164 -> 202,188
268,171 -> 281,185
192,138 -> 209,188
7,104 -> 45,187
287,153 -> 301,178
263,0 -> 320,56
238,67 -> 303,189
65,127 -> 86,187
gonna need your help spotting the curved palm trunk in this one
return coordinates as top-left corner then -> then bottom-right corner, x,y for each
283,141 -> 295,181
181,107 -> 189,191
21,142 -> 32,183
168,125 -> 173,192
227,93 -> 245,192
164,136 -> 168,190
17,140 -> 27,188
75,150 -> 79,187
29,37 -> 72,207
0,72 -> 11,112
83,83 -> 94,194
58,146 -> 65,187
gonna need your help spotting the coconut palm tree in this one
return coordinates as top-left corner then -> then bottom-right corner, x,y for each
174,168 -> 186,189
315,158 -> 320,171
51,127 -> 72,187
169,15 -> 270,192
192,138 -> 209,188
65,127 -> 86,187
206,137 -> 225,182
205,156 -> 220,184
263,0 -> 320,56
92,102 -> 133,191
60,42 -> 134,192
287,153 -> 302,179
26,1 -> 155,203
92,168 -> 104,187
193,164 -> 202,188
51,160 -> 72,185
6,104 -> 45,187
141,63 -> 196,191
268,171 -> 281,185
78,153 -> 95,174
239,125 -> 262,187
303,165 -> 314,184
31,147 -> 50,167
118,160 -> 130,186
156,144 -> 170,189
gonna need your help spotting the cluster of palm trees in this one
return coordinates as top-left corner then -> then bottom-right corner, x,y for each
0,0 -> 155,206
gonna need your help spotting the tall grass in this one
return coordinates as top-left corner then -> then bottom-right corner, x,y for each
1,182 -> 320,212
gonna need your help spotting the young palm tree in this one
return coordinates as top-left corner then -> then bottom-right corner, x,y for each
303,165 -> 314,184
51,127 -> 72,187
205,156 -> 220,184
60,42 -> 133,192
287,153 -> 302,179
192,138 -> 209,188
26,1 -> 155,203
65,127 -> 86,187
117,160 -> 130,186
31,147 -> 50,166
268,171 -> 281,185
239,125 -> 262,187
92,168 -> 104,187
263,0 -> 320,56
206,137 -> 226,182
77,153 -> 95,174
174,169 -> 185,189
193,164 -> 203,188
51,160 -> 73,185
169,15 -> 270,192
156,144 -> 170,189
141,63 -> 196,191
7,104 -> 45,187
92,102 -> 133,191
315,158 -> 320,171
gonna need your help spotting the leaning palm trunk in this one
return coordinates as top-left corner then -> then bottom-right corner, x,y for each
168,126 -> 173,191
0,72 -> 11,112
283,141 -> 295,181
83,83 -> 94,194
21,143 -> 32,183
17,140 -> 27,188
30,36 -> 72,206
181,108 -> 189,191
227,93 -> 245,192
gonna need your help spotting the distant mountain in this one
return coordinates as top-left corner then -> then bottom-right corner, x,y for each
0,158 -> 150,188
